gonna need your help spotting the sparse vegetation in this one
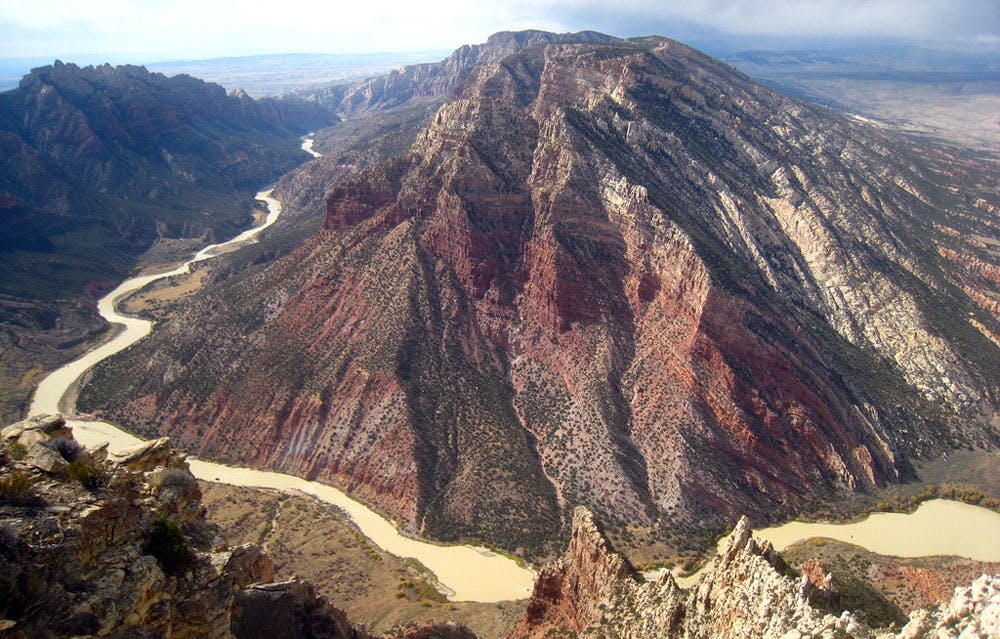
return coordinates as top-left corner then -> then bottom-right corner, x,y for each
144,516 -> 194,575
6,442 -> 26,460
68,459 -> 106,490
0,469 -> 33,503
782,535 -> 996,619
830,573 -> 907,628
199,482 -> 526,639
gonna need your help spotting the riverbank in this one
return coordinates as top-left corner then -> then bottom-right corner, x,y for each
646,497 -> 1000,588
24,157 -> 537,602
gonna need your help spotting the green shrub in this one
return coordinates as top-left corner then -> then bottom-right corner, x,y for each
833,574 -> 907,628
144,517 -> 194,575
155,467 -> 195,490
49,437 -> 84,462
0,470 -> 32,503
68,460 -> 105,490
6,442 -> 26,461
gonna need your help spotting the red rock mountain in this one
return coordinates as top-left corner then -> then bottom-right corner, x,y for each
79,33 -> 1000,558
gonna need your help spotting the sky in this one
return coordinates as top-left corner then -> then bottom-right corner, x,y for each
1,0 -> 997,63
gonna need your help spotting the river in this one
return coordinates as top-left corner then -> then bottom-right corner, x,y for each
649,498 -> 1000,587
26,136 -> 1000,601
26,136 -> 536,602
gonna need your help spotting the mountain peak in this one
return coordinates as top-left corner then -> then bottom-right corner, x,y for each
80,31 -> 999,562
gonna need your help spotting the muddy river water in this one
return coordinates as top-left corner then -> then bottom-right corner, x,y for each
27,138 -> 1000,601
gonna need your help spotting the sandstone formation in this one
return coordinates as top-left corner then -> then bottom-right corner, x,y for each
80,32 -> 1000,557
508,506 -> 1000,639
308,31 -> 621,119
0,415 -> 365,638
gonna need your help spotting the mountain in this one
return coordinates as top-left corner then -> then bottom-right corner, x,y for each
722,46 -> 1000,150
506,506 -> 999,639
0,61 -> 337,422
78,32 -> 1000,561
304,30 -> 622,118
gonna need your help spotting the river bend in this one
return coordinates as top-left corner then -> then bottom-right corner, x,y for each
27,137 -> 536,602
26,137 -> 1000,600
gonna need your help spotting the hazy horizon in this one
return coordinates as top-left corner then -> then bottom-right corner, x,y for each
2,0 -> 995,63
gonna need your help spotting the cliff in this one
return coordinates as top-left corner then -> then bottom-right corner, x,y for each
0,415 -> 366,638
79,32 -> 1000,559
508,506 -> 1000,639
304,31 -> 621,118
0,61 -> 337,422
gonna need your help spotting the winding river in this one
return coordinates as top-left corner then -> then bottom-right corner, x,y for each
27,136 -> 536,602
25,136 -> 1000,602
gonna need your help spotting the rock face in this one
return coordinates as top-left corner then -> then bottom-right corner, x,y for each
0,415 -> 365,638
512,508 -> 637,638
0,60 -> 338,422
80,32 -> 1000,557
887,573 -> 1000,639
508,506 -> 1000,639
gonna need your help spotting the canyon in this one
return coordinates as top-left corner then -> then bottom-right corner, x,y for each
76,32 -> 999,564
2,27 -> 999,638
0,61 -> 338,424
1,416 -> 995,638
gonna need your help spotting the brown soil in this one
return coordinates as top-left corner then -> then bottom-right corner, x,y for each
200,482 -> 525,639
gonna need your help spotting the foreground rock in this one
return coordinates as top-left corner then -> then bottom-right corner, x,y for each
509,506 -> 1000,639
887,574 -> 1000,639
0,415 -> 371,638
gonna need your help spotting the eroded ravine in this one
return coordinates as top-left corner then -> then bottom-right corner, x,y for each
27,136 -> 537,602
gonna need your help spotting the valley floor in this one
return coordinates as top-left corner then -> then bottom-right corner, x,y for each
200,483 -> 525,639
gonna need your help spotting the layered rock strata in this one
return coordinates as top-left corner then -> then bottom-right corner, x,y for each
80,32 -> 1000,556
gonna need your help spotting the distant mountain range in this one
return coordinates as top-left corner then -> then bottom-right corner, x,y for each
146,51 -> 453,97
0,61 -> 337,421
77,31 -> 999,562
0,52 -> 452,96
723,46 -> 1000,149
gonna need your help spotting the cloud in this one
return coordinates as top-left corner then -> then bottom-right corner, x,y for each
524,0 -> 998,39
0,0 -> 995,59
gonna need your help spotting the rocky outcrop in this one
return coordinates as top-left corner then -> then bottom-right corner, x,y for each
511,508 -> 637,638
509,507 -> 999,639
232,578 -> 370,639
0,416 -> 365,638
884,573 -> 1000,639
80,32 -> 1000,558
0,60 -> 338,421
